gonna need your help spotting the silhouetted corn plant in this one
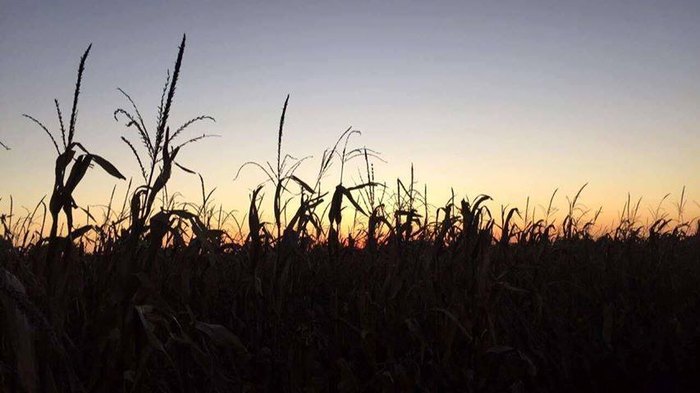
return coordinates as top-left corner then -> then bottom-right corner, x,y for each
22,43 -> 125,269
326,129 -> 377,253
234,95 -> 317,242
114,34 -> 215,240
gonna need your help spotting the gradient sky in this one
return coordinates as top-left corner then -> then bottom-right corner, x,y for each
1,0 -> 698,228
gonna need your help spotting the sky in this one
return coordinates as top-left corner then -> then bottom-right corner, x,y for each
1,0 -> 699,230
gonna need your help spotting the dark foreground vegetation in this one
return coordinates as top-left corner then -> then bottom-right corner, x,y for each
2,36 -> 699,392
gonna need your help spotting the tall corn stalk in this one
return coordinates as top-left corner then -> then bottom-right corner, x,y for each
23,44 -> 125,288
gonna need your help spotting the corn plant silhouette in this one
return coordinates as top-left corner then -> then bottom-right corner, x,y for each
326,128 -> 377,254
22,44 -> 125,272
114,34 -> 215,251
22,44 -> 125,329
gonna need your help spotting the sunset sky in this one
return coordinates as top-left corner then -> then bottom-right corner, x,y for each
1,0 -> 698,229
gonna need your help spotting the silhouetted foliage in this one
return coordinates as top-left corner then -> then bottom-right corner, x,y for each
1,38 -> 700,393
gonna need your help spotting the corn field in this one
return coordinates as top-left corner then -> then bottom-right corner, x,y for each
1,36 -> 700,393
